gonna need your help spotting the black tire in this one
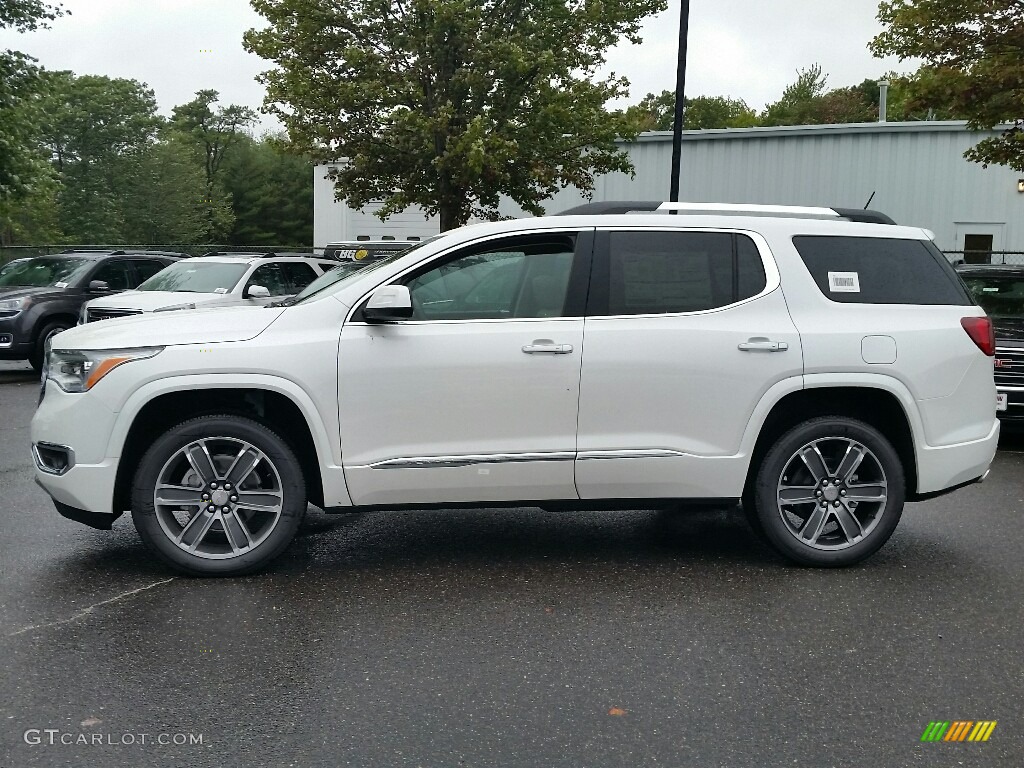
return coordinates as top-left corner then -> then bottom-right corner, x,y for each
30,321 -> 70,372
751,417 -> 905,567
131,415 -> 307,576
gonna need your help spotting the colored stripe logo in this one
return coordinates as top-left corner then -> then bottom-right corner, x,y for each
921,721 -> 997,742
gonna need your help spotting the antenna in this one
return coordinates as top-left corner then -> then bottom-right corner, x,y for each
864,191 -> 876,210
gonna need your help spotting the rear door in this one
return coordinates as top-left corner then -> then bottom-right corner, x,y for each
574,228 -> 802,500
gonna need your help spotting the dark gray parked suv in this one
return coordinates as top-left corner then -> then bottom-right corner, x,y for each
0,249 -> 183,370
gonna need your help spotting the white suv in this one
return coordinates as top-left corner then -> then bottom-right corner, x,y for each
79,253 -> 342,323
31,203 -> 999,575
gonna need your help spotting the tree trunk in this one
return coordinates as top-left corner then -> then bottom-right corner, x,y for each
438,203 -> 459,232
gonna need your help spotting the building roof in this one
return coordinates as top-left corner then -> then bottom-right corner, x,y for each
631,120 -> 1006,143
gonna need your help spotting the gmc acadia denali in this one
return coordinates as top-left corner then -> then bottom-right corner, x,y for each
30,203 -> 999,575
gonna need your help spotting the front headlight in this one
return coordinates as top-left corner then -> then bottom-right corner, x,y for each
47,347 -> 164,393
0,296 -> 30,317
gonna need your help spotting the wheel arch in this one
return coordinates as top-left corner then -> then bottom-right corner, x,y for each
743,383 -> 919,502
111,378 -> 343,514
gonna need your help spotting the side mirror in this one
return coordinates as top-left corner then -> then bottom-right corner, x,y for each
245,284 -> 271,299
364,285 -> 413,322
88,280 -> 110,293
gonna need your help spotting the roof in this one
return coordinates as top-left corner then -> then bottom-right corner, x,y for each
554,201 -> 896,224
629,120 -> 1010,144
184,254 -> 332,265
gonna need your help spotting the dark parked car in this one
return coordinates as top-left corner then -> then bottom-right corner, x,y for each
957,264 -> 1024,426
0,250 -> 183,370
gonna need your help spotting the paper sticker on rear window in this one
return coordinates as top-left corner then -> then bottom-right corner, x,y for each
827,271 -> 860,293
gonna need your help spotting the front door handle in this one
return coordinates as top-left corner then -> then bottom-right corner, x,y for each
738,338 -> 789,352
523,340 -> 573,354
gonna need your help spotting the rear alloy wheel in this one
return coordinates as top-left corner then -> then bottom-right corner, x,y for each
131,415 -> 306,576
752,417 -> 905,567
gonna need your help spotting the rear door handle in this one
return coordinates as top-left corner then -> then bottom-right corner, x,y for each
738,338 -> 789,352
522,341 -> 573,354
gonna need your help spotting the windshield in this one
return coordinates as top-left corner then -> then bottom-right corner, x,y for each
292,235 -> 444,304
0,256 -> 94,288
960,274 -> 1024,319
136,260 -> 249,293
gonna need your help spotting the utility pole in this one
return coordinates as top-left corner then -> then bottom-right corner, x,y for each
669,0 -> 691,202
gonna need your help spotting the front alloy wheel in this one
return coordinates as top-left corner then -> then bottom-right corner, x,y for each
132,416 -> 306,575
752,417 -> 905,567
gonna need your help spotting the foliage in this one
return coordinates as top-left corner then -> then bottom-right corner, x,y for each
220,134 -> 313,246
621,91 -> 757,131
170,90 -> 257,186
0,0 -> 65,31
122,139 -> 229,244
245,0 -> 665,230
0,172 -> 61,245
168,90 -> 254,240
0,0 -> 65,203
871,0 -> 1024,171
35,71 -> 164,241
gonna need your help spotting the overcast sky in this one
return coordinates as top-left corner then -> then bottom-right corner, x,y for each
0,0 -> 914,132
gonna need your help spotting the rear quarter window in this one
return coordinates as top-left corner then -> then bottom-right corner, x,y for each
792,236 -> 971,305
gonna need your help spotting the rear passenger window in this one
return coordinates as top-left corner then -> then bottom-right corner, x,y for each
602,231 -> 767,316
792,236 -> 971,305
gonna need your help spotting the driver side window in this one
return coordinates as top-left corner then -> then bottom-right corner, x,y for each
405,237 -> 576,321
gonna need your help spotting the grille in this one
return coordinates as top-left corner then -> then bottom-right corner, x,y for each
86,307 -> 143,323
994,347 -> 1024,388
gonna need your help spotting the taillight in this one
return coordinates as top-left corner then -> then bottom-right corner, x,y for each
961,316 -> 995,356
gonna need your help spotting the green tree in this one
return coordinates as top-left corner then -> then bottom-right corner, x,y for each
170,90 -> 256,187
122,139 -> 229,244
622,91 -> 756,131
221,134 -> 313,246
169,90 -> 255,240
36,71 -> 163,241
0,173 -> 61,245
758,65 -> 878,126
760,64 -> 830,125
245,0 -> 665,231
871,0 -> 1024,170
0,0 -> 65,207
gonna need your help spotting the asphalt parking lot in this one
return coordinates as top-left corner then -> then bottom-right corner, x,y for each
1,359 -> 1022,768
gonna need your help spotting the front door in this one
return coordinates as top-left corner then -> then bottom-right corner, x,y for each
338,231 -> 591,506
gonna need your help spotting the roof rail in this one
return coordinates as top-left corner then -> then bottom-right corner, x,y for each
555,201 -> 895,224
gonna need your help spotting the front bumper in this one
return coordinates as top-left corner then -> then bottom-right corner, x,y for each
0,314 -> 33,359
997,387 -> 1024,426
32,380 -> 121,520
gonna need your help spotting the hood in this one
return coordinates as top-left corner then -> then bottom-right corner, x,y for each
0,285 -> 70,302
53,304 -> 283,349
86,290 -> 236,312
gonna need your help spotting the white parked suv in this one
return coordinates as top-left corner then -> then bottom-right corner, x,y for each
31,203 -> 999,575
80,252 -> 342,322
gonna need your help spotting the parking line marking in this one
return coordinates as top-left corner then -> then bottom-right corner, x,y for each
7,578 -> 175,637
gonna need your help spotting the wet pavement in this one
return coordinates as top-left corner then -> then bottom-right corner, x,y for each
1,359 -> 1022,767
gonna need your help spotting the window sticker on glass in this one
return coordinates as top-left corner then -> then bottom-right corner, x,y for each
214,287 -> 229,294
54,281 -> 68,288
827,271 -> 860,293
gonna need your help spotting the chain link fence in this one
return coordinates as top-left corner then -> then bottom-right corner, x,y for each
944,251 -> 1024,266
4,244 -> 1024,269
0,244 -> 311,268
